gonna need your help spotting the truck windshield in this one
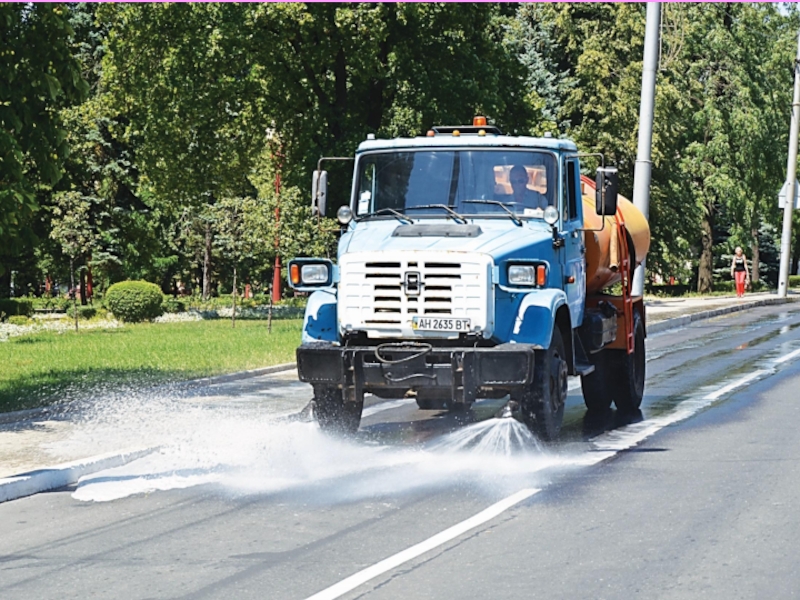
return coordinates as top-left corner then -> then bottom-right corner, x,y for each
355,150 -> 557,219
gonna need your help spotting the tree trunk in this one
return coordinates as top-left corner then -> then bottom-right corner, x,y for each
79,266 -> 87,306
750,227 -> 760,284
70,256 -> 78,332
792,228 -> 800,276
203,222 -> 212,301
697,207 -> 714,293
231,264 -> 237,329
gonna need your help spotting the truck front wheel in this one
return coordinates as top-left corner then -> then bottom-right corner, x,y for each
522,327 -> 568,441
313,385 -> 363,435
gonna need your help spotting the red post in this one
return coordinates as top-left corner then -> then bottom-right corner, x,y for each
272,151 -> 283,304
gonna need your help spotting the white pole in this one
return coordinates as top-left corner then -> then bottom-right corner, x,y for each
631,3 -> 661,297
777,29 -> 800,298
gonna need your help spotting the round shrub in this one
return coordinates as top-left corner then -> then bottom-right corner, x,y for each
105,281 -> 164,322
7,315 -> 29,326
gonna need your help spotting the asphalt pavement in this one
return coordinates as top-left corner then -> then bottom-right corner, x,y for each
2,298 -> 800,599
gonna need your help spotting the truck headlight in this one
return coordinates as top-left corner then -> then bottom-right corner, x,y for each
508,265 -> 536,285
288,259 -> 335,289
301,264 -> 329,284
508,264 -> 547,287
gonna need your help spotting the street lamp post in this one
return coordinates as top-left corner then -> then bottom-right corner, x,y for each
777,29 -> 800,298
631,2 -> 661,297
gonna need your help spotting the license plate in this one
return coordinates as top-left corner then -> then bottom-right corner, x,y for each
412,317 -> 471,332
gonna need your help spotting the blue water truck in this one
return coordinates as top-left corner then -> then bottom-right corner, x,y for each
288,117 -> 650,440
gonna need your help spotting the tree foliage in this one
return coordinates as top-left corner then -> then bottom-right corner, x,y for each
0,3 -> 87,261
2,2 -> 799,299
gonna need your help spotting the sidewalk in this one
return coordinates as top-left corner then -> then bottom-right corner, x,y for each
0,291 -> 797,495
644,290 -> 795,332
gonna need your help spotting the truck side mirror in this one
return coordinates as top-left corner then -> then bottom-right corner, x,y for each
595,167 -> 619,216
312,170 -> 328,217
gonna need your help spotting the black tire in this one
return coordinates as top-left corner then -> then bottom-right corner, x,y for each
609,310 -> 645,412
581,351 -> 614,412
522,327 -> 568,441
313,385 -> 362,434
416,389 -> 447,410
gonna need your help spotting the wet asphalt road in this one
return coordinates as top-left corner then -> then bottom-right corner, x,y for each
3,302 -> 800,600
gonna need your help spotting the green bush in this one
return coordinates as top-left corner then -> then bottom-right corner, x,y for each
67,305 -> 98,320
162,296 -> 186,314
105,281 -> 164,322
7,315 -> 30,326
0,298 -> 33,319
790,275 -> 800,288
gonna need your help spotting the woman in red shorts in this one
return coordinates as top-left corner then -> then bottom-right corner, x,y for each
730,246 -> 750,298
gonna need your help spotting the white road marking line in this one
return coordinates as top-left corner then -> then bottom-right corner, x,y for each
774,347 -> 800,365
303,487 -> 539,600
702,370 -> 768,401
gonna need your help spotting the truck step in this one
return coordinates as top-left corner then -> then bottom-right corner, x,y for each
573,361 -> 595,377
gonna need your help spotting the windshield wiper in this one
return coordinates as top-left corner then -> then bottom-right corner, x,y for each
363,207 -> 414,224
406,204 -> 468,224
463,200 -> 523,227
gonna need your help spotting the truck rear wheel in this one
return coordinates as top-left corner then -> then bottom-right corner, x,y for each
610,310 -> 645,412
313,385 -> 363,434
415,389 -> 447,410
523,327 -> 568,441
580,352 -> 614,412
581,310 -> 645,414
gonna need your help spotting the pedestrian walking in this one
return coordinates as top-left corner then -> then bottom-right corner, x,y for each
730,246 -> 750,298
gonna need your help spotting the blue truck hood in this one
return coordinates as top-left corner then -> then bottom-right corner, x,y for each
339,218 -> 555,260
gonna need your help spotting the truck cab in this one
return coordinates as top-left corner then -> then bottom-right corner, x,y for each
289,118 -> 643,440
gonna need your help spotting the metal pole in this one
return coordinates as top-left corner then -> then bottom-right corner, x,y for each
631,2 -> 661,297
777,29 -> 800,298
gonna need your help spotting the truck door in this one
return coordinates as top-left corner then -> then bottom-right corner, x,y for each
562,157 -> 586,326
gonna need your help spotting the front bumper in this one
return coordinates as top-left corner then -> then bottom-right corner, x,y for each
297,342 -> 535,404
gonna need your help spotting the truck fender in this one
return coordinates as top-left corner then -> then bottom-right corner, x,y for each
508,289 -> 570,350
302,290 -> 338,344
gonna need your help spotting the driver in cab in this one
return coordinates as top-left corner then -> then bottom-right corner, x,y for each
508,164 -> 548,212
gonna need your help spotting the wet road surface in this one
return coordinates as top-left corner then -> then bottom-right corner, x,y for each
3,303 -> 800,599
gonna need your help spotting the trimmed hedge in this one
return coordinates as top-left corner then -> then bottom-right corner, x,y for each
105,281 -> 164,322
162,296 -> 186,314
790,275 -> 800,288
7,315 -> 29,325
0,299 -> 33,319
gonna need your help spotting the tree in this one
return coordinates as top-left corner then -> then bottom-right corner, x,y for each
98,2 -> 264,298
49,191 -> 94,331
0,3 -> 87,278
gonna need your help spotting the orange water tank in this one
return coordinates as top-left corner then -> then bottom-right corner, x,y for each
580,175 -> 650,295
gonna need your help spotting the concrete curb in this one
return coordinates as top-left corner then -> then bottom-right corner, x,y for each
175,362 -> 297,388
647,296 -> 794,334
0,447 -> 158,503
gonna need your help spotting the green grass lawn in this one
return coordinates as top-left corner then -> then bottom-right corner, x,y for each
0,319 -> 302,412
